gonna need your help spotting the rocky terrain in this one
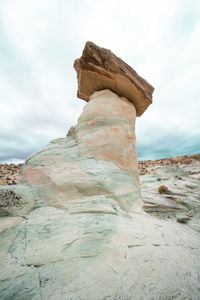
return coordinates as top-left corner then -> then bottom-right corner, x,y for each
0,164 -> 22,185
0,42 -> 199,300
1,150 -> 199,300
138,153 -> 200,175
0,154 -> 199,185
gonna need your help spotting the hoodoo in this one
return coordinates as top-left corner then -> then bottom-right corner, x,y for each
23,41 -> 154,211
0,42 -> 200,300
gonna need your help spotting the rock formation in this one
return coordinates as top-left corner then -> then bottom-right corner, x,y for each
74,41 -> 154,116
0,42 -> 200,300
23,89 -> 141,213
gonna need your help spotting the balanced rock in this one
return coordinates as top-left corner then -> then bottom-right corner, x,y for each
74,41 -> 154,116
0,42 -> 200,300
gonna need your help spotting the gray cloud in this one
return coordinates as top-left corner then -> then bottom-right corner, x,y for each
0,0 -> 199,162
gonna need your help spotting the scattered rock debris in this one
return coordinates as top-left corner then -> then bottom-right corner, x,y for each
158,185 -> 172,195
138,154 -> 200,175
0,164 -> 22,185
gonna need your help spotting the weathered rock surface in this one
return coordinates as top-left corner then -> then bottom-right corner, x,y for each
0,89 -> 200,299
22,90 -> 140,212
74,41 -> 154,116
0,38 -> 200,298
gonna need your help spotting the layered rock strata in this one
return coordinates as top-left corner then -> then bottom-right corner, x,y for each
23,89 -> 141,212
0,43 -> 200,300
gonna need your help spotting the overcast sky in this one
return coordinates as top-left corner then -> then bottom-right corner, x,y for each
0,0 -> 200,162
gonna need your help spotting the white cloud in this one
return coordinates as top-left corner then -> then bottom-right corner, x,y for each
0,0 -> 199,161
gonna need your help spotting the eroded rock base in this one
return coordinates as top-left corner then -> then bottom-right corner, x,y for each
0,91 -> 200,299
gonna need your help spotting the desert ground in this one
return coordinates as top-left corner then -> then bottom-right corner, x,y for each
1,154 -> 200,223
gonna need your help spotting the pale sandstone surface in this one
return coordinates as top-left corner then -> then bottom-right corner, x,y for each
22,90 -> 140,212
74,41 -> 154,116
0,162 -> 200,299
0,91 -> 200,299
76,90 -> 138,171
